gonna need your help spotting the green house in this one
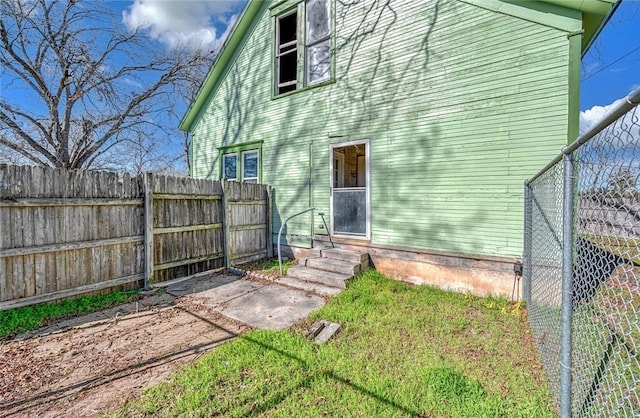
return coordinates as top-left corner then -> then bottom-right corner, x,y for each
180,0 -> 615,296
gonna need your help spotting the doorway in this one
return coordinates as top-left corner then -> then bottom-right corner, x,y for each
329,140 -> 370,238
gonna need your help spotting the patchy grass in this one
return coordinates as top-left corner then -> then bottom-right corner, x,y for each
115,270 -> 554,417
0,289 -> 140,340
237,257 -> 295,278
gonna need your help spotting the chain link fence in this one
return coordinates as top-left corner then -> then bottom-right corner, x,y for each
524,88 -> 640,417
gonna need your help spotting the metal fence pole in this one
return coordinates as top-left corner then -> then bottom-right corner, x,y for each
523,182 -> 532,303
559,152 -> 576,417
526,87 -> 640,416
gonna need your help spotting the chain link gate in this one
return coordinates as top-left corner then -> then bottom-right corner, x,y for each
524,87 -> 640,417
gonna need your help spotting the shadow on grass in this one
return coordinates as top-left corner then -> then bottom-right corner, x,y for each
180,307 -> 422,416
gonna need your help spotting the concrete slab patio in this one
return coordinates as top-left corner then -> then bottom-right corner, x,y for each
14,272 -> 331,341
166,273 -> 327,331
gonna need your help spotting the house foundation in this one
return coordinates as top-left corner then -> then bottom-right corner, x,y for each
285,236 -> 523,299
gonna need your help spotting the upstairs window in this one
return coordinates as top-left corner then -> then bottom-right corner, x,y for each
276,11 -> 298,94
306,0 -> 330,85
274,0 -> 331,96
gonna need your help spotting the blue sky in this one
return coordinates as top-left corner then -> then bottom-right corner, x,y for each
0,0 -> 248,172
111,0 -> 248,171
115,0 -> 246,51
580,0 -> 640,132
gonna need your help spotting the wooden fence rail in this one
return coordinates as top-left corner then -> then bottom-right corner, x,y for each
0,164 -> 272,310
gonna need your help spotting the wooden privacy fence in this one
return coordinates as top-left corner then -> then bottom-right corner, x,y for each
0,164 -> 272,310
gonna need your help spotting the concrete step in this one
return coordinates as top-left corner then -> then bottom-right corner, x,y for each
302,257 -> 361,275
320,248 -> 369,268
277,277 -> 343,296
312,235 -> 334,248
286,266 -> 352,289
306,248 -> 323,257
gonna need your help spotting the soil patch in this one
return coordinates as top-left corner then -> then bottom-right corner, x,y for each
0,296 -> 249,417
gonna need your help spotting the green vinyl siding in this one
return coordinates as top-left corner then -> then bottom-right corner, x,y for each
190,0 -> 582,257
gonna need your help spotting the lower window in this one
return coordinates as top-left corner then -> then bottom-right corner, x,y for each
219,144 -> 261,183
222,153 -> 237,180
242,150 -> 259,183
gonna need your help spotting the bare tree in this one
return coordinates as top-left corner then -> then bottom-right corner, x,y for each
175,51 -> 218,174
607,166 -> 637,193
0,0 -> 214,170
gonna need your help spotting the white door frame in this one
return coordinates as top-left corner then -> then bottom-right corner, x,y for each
329,139 -> 370,239
333,152 -> 345,188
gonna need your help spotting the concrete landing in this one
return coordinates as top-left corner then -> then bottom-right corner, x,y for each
216,284 -> 325,331
172,274 -> 326,331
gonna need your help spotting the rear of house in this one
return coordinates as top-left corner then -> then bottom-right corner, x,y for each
181,0 -> 614,296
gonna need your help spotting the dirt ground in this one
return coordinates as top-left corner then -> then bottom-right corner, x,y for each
0,296 -> 249,417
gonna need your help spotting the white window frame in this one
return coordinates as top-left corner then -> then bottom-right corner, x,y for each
241,150 -> 259,183
275,10 -> 298,95
273,0 -> 332,96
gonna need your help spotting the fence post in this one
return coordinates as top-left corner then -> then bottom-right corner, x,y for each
523,182 -> 532,303
221,181 -> 230,268
143,172 -> 154,290
559,152 -> 576,417
266,186 -> 273,258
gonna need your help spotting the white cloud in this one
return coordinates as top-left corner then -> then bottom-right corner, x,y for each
610,66 -> 628,73
580,86 -> 640,135
579,90 -> 640,176
579,98 -> 625,135
582,61 -> 600,76
122,0 -> 244,50
122,77 -> 144,90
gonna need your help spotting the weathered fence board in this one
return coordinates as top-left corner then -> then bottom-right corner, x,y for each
0,164 -> 272,309
0,165 -> 145,307
223,181 -> 271,265
149,173 -> 226,284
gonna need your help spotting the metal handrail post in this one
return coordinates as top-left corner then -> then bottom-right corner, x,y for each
278,207 -> 315,276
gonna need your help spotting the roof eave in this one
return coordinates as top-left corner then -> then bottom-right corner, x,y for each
581,0 -> 620,56
538,0 -> 617,53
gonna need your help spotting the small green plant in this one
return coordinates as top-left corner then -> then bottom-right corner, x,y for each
237,257 -> 294,278
464,291 -> 475,303
0,289 -> 140,340
259,258 -> 293,275
510,300 -> 525,318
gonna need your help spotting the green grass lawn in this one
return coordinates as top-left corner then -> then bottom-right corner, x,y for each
0,289 -> 140,340
113,270 -> 555,417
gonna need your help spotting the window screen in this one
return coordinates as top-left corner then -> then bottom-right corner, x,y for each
223,153 -> 237,180
306,0 -> 330,85
242,151 -> 259,183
